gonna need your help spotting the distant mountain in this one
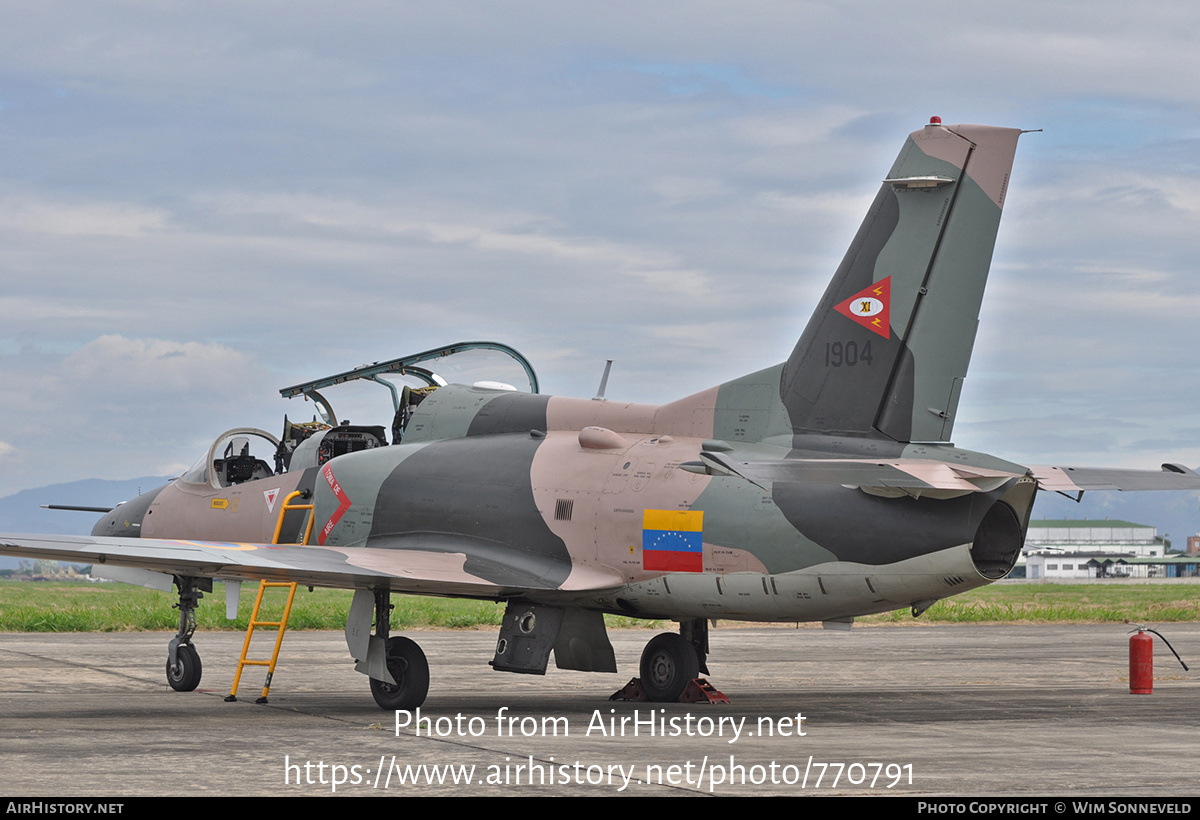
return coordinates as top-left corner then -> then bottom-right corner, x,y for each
0,476 -> 174,569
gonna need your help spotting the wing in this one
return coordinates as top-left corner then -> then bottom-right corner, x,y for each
0,533 -> 623,596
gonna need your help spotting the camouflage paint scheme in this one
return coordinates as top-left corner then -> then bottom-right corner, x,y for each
5,121 -> 1200,707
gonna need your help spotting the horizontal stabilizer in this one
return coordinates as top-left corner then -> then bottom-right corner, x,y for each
693,452 -> 1200,496
697,452 -> 1021,492
1030,464 -> 1200,493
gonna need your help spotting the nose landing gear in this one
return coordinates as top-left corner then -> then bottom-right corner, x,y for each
166,576 -> 207,692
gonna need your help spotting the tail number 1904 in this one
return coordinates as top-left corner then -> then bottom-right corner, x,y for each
825,340 -> 873,367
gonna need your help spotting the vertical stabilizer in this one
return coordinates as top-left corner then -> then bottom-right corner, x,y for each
779,120 -> 1021,443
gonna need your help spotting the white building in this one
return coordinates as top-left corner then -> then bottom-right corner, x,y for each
1023,519 -> 1168,580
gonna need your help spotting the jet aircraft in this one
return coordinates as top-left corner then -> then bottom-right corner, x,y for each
5,118 -> 1200,711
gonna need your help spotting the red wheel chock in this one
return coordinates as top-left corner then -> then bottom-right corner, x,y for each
609,677 -> 729,703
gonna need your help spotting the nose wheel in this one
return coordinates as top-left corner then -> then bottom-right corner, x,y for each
167,643 -> 202,692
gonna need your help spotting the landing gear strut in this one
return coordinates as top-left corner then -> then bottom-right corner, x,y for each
166,576 -> 208,692
367,588 -> 429,711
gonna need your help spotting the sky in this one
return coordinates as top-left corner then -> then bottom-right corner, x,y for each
1,2 -> 1198,502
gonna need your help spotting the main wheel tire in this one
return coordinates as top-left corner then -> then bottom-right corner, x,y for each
639,632 -> 699,702
166,644 -> 202,692
370,636 -> 430,711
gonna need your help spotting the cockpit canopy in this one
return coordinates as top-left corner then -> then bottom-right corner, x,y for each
180,428 -> 281,489
178,341 -> 539,489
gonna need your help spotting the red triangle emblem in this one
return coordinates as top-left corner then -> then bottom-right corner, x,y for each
833,277 -> 891,338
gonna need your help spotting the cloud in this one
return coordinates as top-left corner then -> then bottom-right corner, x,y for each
59,335 -> 264,396
0,197 -> 169,237
0,1 -> 1197,512
0,336 -> 276,495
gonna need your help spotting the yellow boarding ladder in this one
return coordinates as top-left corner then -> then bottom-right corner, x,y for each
226,490 -> 314,704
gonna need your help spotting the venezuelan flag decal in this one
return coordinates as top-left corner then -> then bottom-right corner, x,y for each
642,509 -> 704,572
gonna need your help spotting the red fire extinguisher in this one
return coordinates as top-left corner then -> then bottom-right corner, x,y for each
1129,627 -> 1189,695
1129,629 -> 1154,694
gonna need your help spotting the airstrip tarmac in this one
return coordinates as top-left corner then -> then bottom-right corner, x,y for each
2,623 -> 1198,796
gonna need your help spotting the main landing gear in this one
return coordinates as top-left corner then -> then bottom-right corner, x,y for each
166,576 -> 209,692
639,633 -> 698,701
368,589 -> 430,711
628,618 -> 720,703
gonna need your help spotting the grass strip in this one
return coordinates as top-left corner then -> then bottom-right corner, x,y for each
0,579 -> 1195,632
0,580 -> 661,632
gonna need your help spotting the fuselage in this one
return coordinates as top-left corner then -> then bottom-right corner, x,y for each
96,380 -> 1035,624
